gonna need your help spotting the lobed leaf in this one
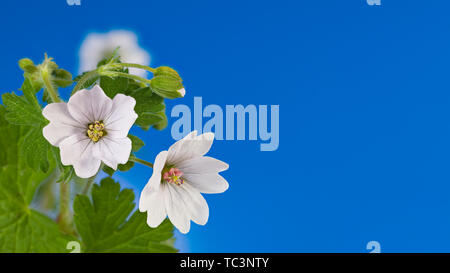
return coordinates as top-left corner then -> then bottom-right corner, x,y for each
129,134 -> 145,152
0,106 -> 72,252
73,178 -> 177,253
1,93 -> 45,126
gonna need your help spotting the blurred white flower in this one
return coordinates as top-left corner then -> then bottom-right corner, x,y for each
139,131 -> 229,234
79,30 -> 150,77
42,85 -> 138,178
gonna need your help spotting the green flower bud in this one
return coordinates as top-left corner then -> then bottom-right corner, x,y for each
150,75 -> 184,99
52,69 -> 73,87
18,58 -> 38,74
154,66 -> 182,82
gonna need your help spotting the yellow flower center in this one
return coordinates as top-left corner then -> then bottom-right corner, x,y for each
86,121 -> 106,142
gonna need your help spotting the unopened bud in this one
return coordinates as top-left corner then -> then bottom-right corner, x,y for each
18,58 -> 38,74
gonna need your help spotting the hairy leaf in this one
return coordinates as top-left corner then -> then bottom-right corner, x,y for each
2,92 -> 45,126
129,87 -> 167,130
73,178 -> 177,253
2,78 -> 52,171
129,134 -> 145,152
100,75 -> 129,99
153,113 -> 168,130
19,127 -> 51,172
0,106 -> 72,253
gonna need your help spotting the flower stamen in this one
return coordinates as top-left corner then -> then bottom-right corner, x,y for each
163,167 -> 184,186
87,120 -> 106,142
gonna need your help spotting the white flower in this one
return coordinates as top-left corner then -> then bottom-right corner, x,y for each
42,85 -> 138,178
79,30 -> 150,77
139,131 -> 229,234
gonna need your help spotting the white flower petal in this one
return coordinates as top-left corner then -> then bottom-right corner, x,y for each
166,131 -> 197,164
146,198 -> 167,228
139,184 -> 152,212
177,156 -> 229,175
164,184 -> 191,234
94,136 -> 131,170
73,148 -> 102,178
139,185 -> 167,228
42,102 -> 83,127
174,183 -> 209,225
144,151 -> 168,191
167,131 -> 215,165
183,173 -> 229,194
154,151 -> 169,172
42,103 -> 85,146
59,134 -> 92,166
59,134 -> 101,178
43,123 -> 82,147
104,94 -> 138,138
67,85 -> 113,125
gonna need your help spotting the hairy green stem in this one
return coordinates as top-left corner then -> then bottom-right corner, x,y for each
58,182 -> 73,234
130,155 -> 154,168
41,69 -> 74,234
41,69 -> 61,103
109,63 -> 156,73
72,70 -> 99,95
105,71 -> 151,85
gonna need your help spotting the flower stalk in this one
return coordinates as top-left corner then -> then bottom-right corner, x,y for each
103,71 -> 151,85
108,62 -> 156,73
130,155 -> 154,168
39,60 -> 73,234
58,181 -> 73,234
72,70 -> 99,95
41,68 -> 61,103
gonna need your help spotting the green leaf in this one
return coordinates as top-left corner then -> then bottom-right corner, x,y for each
129,87 -> 167,130
19,127 -> 52,172
135,112 -> 164,129
131,87 -> 165,113
2,78 -> 52,171
117,161 -> 135,172
102,165 -> 115,176
2,91 -> 46,126
102,158 -> 136,176
129,134 -> 145,152
153,112 -> 168,130
73,178 -> 177,253
100,75 -> 129,99
0,106 -> 72,252
0,166 -> 70,253
21,78 -> 41,109
0,107 -> 19,166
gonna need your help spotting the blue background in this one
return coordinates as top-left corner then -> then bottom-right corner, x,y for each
1,0 -> 450,252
